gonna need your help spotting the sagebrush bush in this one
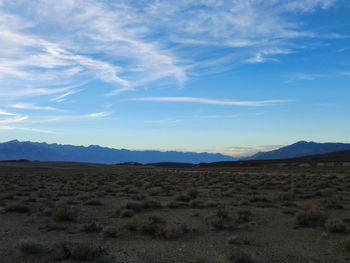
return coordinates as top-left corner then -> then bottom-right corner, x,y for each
226,251 -> 257,263
101,226 -> 118,238
295,205 -> 326,227
343,235 -> 350,251
52,204 -> 78,222
324,218 -> 347,233
4,203 -> 30,213
50,241 -> 105,261
14,238 -> 46,255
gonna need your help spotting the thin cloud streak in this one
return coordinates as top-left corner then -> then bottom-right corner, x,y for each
131,97 -> 288,107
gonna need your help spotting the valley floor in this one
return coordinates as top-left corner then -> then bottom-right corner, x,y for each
0,162 -> 349,263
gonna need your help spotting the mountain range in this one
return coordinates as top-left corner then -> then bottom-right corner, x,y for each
0,140 -> 236,164
1,140 -> 350,164
246,141 -> 350,160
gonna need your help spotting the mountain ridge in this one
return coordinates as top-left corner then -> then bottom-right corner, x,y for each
246,140 -> 350,160
0,140 -> 236,164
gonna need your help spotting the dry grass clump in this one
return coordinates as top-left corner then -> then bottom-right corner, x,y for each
82,221 -> 103,233
101,226 -> 118,238
226,251 -> 257,263
118,208 -> 135,218
278,189 -> 295,200
4,203 -> 30,213
162,223 -> 189,240
324,218 -> 347,233
342,235 -> 350,251
50,241 -> 106,261
141,215 -> 166,237
14,238 -> 47,255
295,205 -> 327,227
236,210 -> 253,224
227,235 -> 251,245
84,199 -> 103,206
120,198 -> 161,213
192,255 -> 210,263
147,187 -> 161,196
205,209 -> 234,230
204,200 -> 219,207
124,216 -> 143,231
188,199 -> 205,208
52,204 -> 79,222
141,198 -> 161,209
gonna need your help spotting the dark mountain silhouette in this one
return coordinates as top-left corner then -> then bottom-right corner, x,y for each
200,149 -> 350,168
0,140 -> 236,164
246,141 -> 350,160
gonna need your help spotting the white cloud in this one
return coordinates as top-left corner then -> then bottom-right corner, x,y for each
286,73 -> 323,82
0,125 -> 59,134
131,97 -> 287,107
87,112 -> 110,118
0,110 -> 17,116
10,103 -> 64,111
0,116 -> 28,124
0,0 -> 339,100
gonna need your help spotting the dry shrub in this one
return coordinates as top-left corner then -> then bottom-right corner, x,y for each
118,208 -> 134,218
324,218 -> 347,233
226,251 -> 257,263
82,221 -> 103,233
227,235 -> 251,245
167,201 -> 183,208
186,188 -> 199,198
205,200 -> 219,207
85,199 -> 103,206
101,226 -> 118,238
188,199 -> 205,208
123,201 -> 143,212
192,255 -> 210,263
278,189 -> 294,200
176,194 -> 192,202
4,203 -> 30,213
124,216 -> 143,231
147,187 -> 161,196
295,205 -> 327,227
343,236 -> 350,251
162,223 -> 188,240
205,209 -> 234,230
141,198 -> 161,209
14,238 -> 47,255
236,210 -> 253,224
50,241 -> 106,261
52,204 -> 78,222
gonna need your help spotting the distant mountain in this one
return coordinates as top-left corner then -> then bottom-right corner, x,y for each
199,149 -> 350,168
247,141 -> 350,160
0,140 -> 236,164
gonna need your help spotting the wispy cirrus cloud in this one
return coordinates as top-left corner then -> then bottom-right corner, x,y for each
9,103 -> 64,112
286,73 -> 324,83
28,112 -> 111,124
0,110 -> 17,116
0,125 -> 59,134
0,0 -> 340,100
131,97 -> 288,107
0,115 -> 28,124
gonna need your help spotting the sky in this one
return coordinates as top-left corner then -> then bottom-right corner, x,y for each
0,0 -> 350,157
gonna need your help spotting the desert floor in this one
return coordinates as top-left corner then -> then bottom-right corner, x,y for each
0,162 -> 349,263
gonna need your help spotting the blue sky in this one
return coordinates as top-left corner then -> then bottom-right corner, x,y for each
0,0 -> 349,157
